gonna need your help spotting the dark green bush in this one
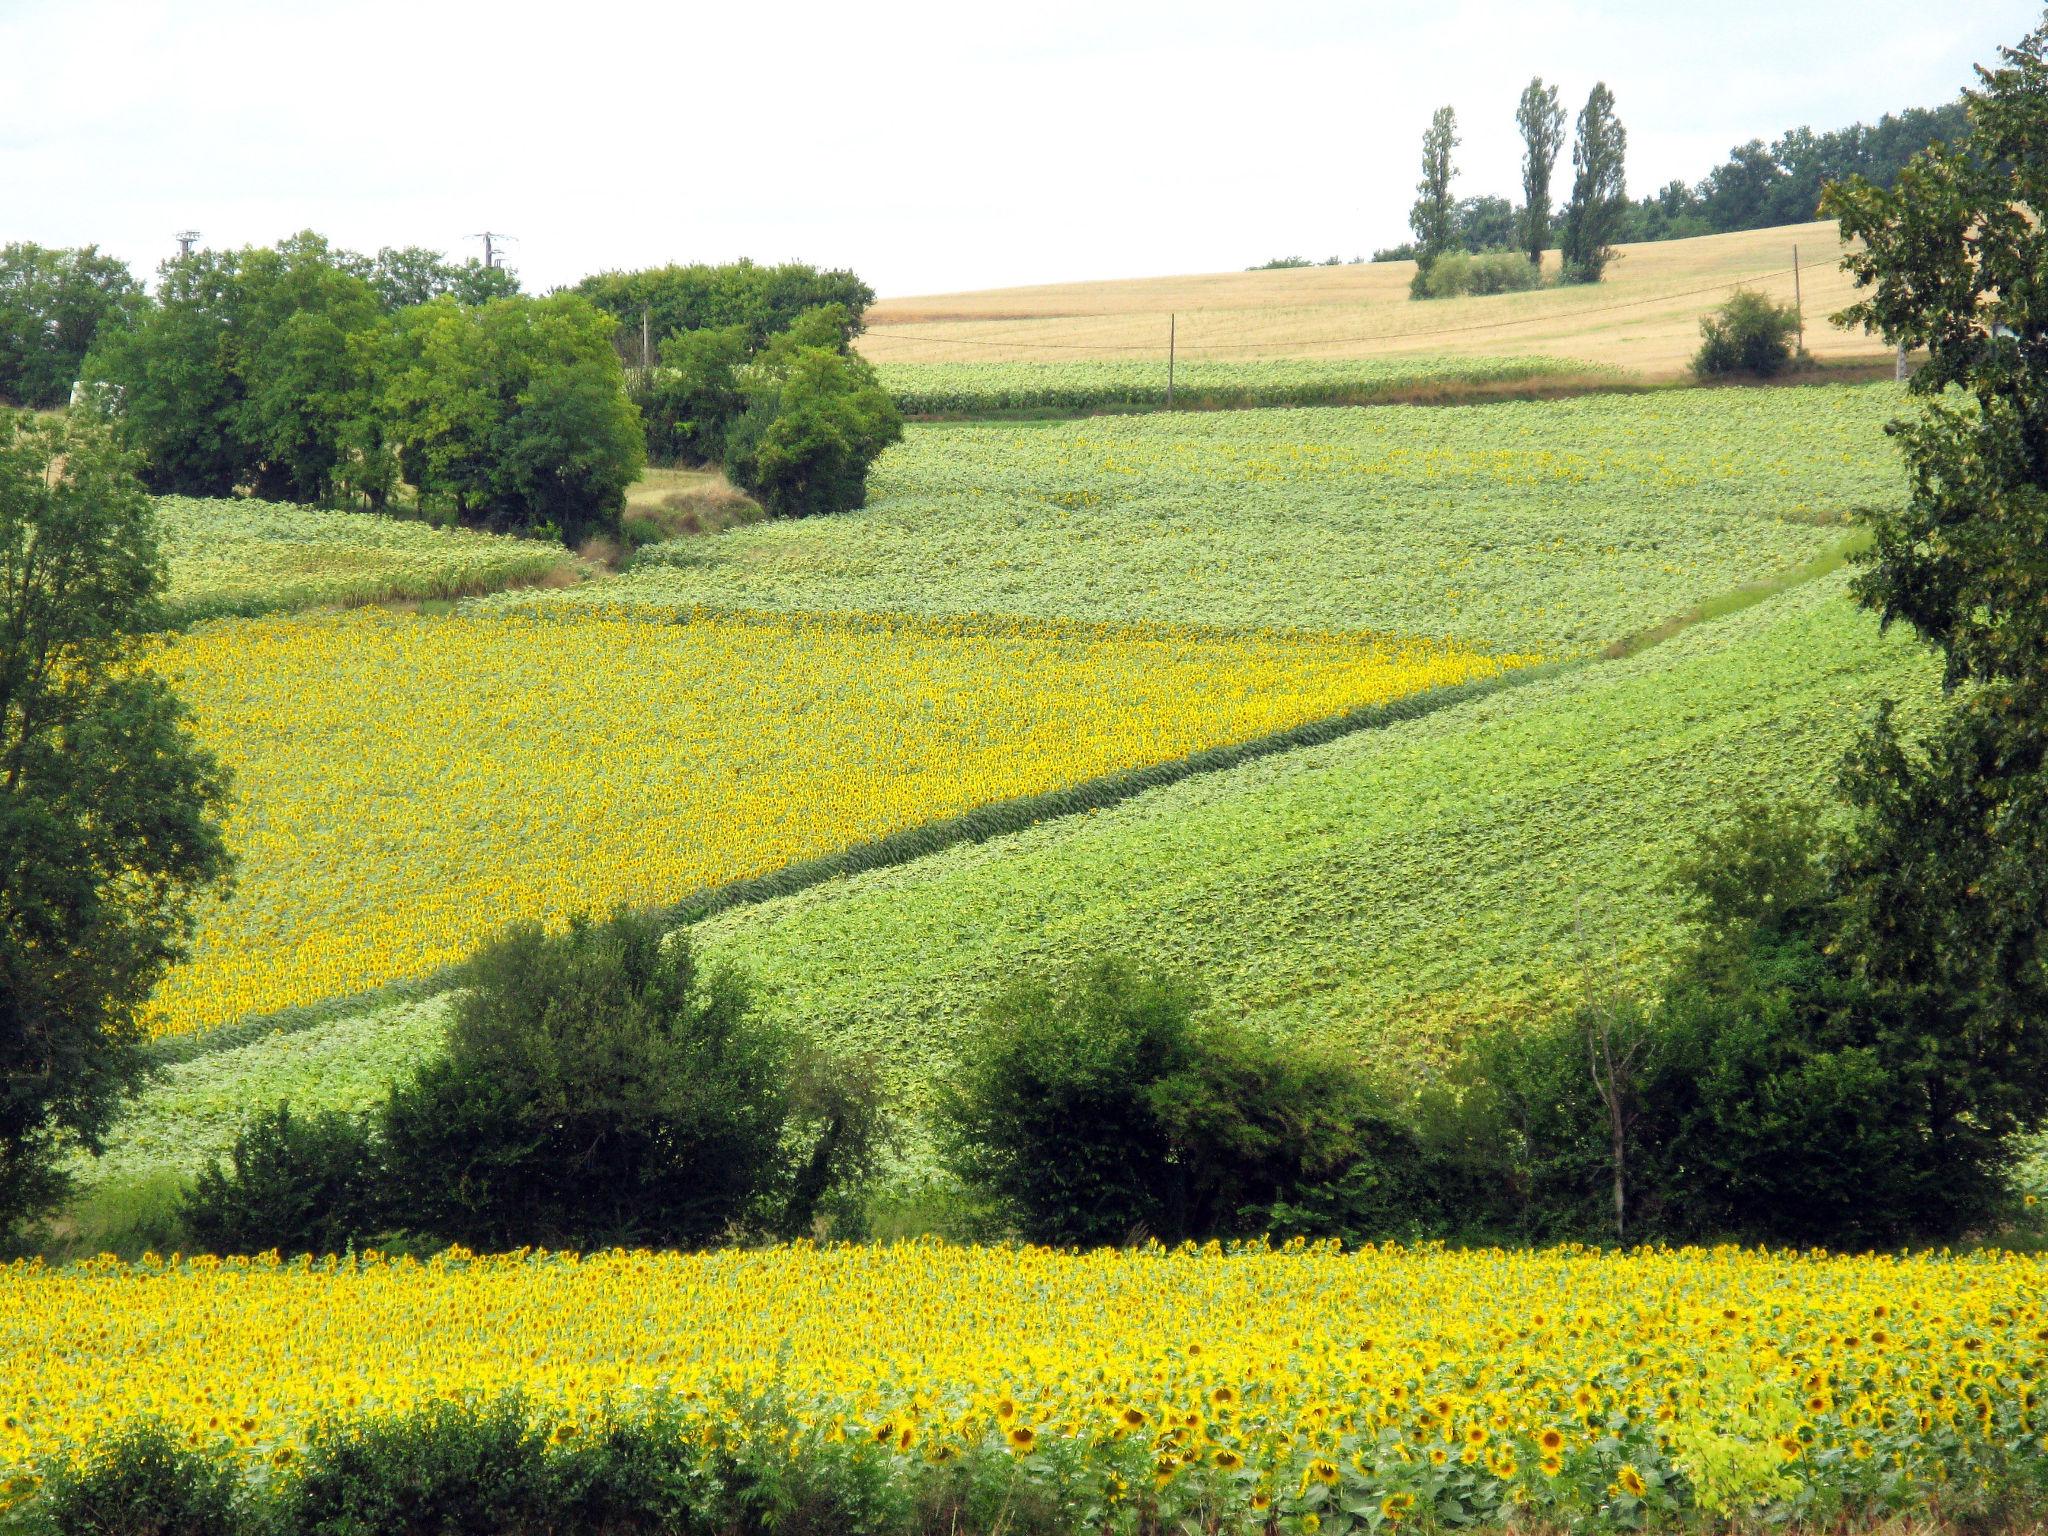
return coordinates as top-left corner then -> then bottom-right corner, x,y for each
643,324 -> 750,466
376,911 -> 881,1251
940,958 -> 1450,1246
180,1103 -> 387,1258
284,1397 -> 554,1536
25,1421 -> 243,1536
1693,288 -> 1801,378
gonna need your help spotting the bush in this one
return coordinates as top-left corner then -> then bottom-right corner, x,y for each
284,1397 -> 554,1536
723,345 -> 902,519
940,958 -> 1449,1246
1418,250 -> 1542,299
1693,289 -> 1801,378
375,911 -> 881,1251
179,1103 -> 386,1258
24,1421 -> 244,1536
643,323 -> 750,466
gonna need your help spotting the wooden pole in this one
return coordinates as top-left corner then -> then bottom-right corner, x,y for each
1167,313 -> 1176,409
642,307 -> 651,373
1792,245 -> 1805,356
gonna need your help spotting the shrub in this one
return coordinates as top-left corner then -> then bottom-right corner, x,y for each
940,958 -> 1449,1246
284,1397 -> 554,1536
723,346 -> 902,519
377,911 -> 878,1250
1419,250 -> 1542,299
643,323 -> 750,466
1692,289 -> 1801,378
25,1421 -> 244,1536
179,1104 -> 386,1258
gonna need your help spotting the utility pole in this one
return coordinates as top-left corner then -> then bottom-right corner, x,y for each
1792,245 -> 1805,356
466,231 -> 514,269
1167,313 -> 1176,409
174,230 -> 201,257
643,306 -> 652,373
1897,344 -> 1908,383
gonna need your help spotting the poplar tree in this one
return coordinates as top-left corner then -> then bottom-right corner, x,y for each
1558,84 -> 1627,283
1516,79 -> 1568,269
1408,106 -> 1461,277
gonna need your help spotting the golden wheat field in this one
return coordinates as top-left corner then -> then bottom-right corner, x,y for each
858,221 -> 1880,379
143,606 -> 1529,1037
3,1243 -> 2043,1525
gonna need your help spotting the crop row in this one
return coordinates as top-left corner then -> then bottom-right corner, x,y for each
595,386 -> 1907,653
142,606 -> 1525,1038
3,1242 -> 2042,1530
157,496 -> 576,624
872,355 -> 1605,414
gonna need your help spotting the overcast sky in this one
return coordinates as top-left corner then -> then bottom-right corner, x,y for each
2,0 -> 2039,298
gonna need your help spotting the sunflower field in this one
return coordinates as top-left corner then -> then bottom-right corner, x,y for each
3,1242 -> 2044,1530
143,605 -> 1528,1038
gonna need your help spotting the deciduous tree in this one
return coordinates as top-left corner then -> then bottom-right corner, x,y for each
1515,78 -> 1567,269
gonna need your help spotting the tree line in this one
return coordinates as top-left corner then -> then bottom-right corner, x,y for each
1381,91 -> 1970,282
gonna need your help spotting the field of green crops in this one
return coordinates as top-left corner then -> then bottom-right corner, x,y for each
60,382 -> 1933,1217
159,496 -> 579,622
78,570 -> 1935,1199
561,385 -> 1904,653
875,355 -> 1612,414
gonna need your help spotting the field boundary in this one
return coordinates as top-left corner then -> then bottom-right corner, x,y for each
143,657 -> 1573,1068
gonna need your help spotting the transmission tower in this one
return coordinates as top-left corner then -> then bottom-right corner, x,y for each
465,231 -> 515,269
175,230 -> 202,257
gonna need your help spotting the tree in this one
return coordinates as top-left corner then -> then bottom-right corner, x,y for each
1558,84 -> 1627,283
1408,106 -> 1460,279
381,294 -> 644,543
0,244 -> 141,409
366,247 -> 521,312
378,913 -> 847,1250
645,324 -> 752,466
574,260 -> 874,356
1453,196 -> 1518,254
1693,289 -> 1801,379
1515,78 -> 1568,269
1815,15 -> 2048,1192
722,341 -> 901,518
0,414 -> 231,1231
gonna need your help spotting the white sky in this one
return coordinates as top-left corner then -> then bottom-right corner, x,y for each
2,0 -> 2038,298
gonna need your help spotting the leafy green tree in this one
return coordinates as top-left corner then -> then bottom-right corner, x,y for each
1515,79 -> 1568,268
1408,106 -> 1460,285
1692,289 -> 1801,378
1816,15 -> 2048,1186
0,414 -> 231,1231
381,294 -> 644,543
379,913 -> 816,1250
1453,196 -> 1518,254
234,233 -> 385,503
0,244 -> 141,409
1558,84 -> 1627,283
722,343 -> 901,518
575,260 -> 873,354
83,250 -> 250,496
366,247 -> 521,311
645,323 -> 751,465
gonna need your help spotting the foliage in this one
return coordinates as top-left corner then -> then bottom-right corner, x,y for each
6,1244 -> 2048,1535
724,344 -> 903,518
1516,78 -> 1568,267
142,606 -> 1519,1037
574,260 -> 874,355
1692,289 -> 1801,379
940,959 -> 1445,1246
606,388 -> 1902,653
1818,14 -> 2048,1182
0,416 -> 230,1231
379,913 -> 800,1250
875,354 -> 1591,414
0,243 -> 140,410
154,495 -> 578,623
362,246 -> 520,311
1559,84 -> 1628,284
1416,250 -> 1542,300
16,1420 -> 243,1536
180,1103 -> 386,1258
1408,106 -> 1460,281
642,322 -> 749,465
381,293 -> 645,544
